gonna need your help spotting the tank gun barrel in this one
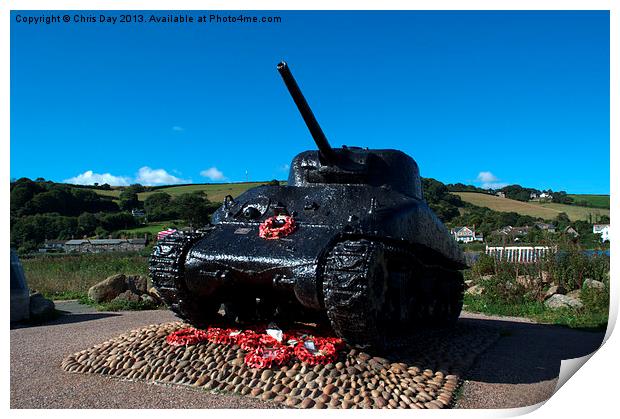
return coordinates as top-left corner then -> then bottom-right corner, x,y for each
277,61 -> 338,163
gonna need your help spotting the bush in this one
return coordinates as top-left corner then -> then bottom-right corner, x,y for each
464,249 -> 610,330
470,254 -> 496,277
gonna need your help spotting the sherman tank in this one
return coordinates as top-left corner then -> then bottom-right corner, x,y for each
150,61 -> 467,348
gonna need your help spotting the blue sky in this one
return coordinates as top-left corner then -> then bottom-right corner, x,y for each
11,10 -> 609,193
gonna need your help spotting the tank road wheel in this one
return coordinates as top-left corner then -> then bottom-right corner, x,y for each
149,232 -> 220,329
322,240 -> 389,349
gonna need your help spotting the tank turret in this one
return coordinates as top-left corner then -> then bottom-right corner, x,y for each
278,61 -> 423,198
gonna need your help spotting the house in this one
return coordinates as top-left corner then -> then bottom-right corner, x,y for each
64,238 -> 147,253
535,222 -> 556,233
593,224 -> 610,242
496,192 -> 506,198
564,226 -> 579,238
539,192 -> 552,199
529,192 -> 539,200
491,226 -> 531,243
38,240 -> 66,253
451,226 -> 484,243
496,225 -> 530,236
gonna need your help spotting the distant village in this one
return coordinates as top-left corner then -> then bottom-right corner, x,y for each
39,237 -> 147,254
451,223 -> 610,263
450,223 -> 610,244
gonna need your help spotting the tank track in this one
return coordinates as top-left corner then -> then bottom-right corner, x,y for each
149,231 -> 219,328
322,239 -> 464,348
322,239 -> 389,349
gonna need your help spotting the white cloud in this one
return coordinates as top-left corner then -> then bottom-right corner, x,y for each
64,170 -> 131,186
172,126 -> 184,132
476,171 -> 498,183
481,182 -> 509,190
200,167 -> 227,181
475,171 -> 508,190
135,166 -> 189,186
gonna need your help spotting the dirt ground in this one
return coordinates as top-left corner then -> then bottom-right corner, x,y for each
10,303 -> 605,409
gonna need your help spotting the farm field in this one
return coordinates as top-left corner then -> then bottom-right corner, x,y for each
454,192 -> 610,222
537,202 -> 610,223
118,222 -> 175,236
568,194 -> 610,209
94,182 -> 274,204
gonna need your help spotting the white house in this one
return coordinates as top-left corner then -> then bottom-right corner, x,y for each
451,226 -> 483,243
593,224 -> 610,242
496,192 -> 506,198
539,192 -> 552,199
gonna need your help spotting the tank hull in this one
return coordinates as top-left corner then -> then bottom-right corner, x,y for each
178,183 -> 465,312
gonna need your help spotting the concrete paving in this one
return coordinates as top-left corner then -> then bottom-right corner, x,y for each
10,304 -> 605,409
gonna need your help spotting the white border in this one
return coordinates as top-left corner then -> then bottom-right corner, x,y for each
3,2 -> 616,419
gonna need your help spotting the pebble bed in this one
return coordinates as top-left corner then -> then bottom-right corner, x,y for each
61,321 -> 498,409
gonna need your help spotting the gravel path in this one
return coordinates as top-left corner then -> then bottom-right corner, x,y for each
10,304 -> 604,409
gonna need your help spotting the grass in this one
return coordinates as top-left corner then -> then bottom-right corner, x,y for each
118,222 -> 176,235
93,182 -> 273,203
537,202 -> 610,223
568,194 -> 610,209
75,294 -> 163,311
464,294 -> 608,331
454,192 -> 610,221
21,252 -> 148,299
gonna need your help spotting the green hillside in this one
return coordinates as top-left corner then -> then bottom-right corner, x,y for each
568,194 -> 610,209
454,192 -> 610,222
95,182 -> 273,204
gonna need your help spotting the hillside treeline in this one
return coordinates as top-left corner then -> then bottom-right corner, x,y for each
446,183 -> 574,205
10,178 -> 216,253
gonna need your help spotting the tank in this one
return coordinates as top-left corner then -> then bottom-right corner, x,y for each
150,61 -> 467,348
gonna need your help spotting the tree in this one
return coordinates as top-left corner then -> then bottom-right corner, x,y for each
552,191 -> 574,205
10,178 -> 43,213
77,212 -> 98,237
555,212 -> 571,230
99,212 -> 137,231
174,192 -> 211,228
144,192 -> 178,221
119,190 -> 140,211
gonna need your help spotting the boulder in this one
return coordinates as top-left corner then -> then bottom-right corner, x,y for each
11,250 -> 30,322
141,294 -> 157,306
125,275 -> 147,294
29,292 -> 55,319
112,290 -> 142,303
480,275 -> 494,281
147,287 -> 163,304
544,294 -> 583,310
583,279 -> 605,290
516,275 -> 534,288
541,271 -> 551,283
543,285 -> 565,300
566,289 -> 581,299
88,274 -> 127,303
465,285 -> 484,296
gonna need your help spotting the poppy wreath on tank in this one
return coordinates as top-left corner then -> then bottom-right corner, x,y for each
244,344 -> 294,369
206,327 -> 241,345
293,337 -> 342,365
165,328 -> 209,347
258,215 -> 296,239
